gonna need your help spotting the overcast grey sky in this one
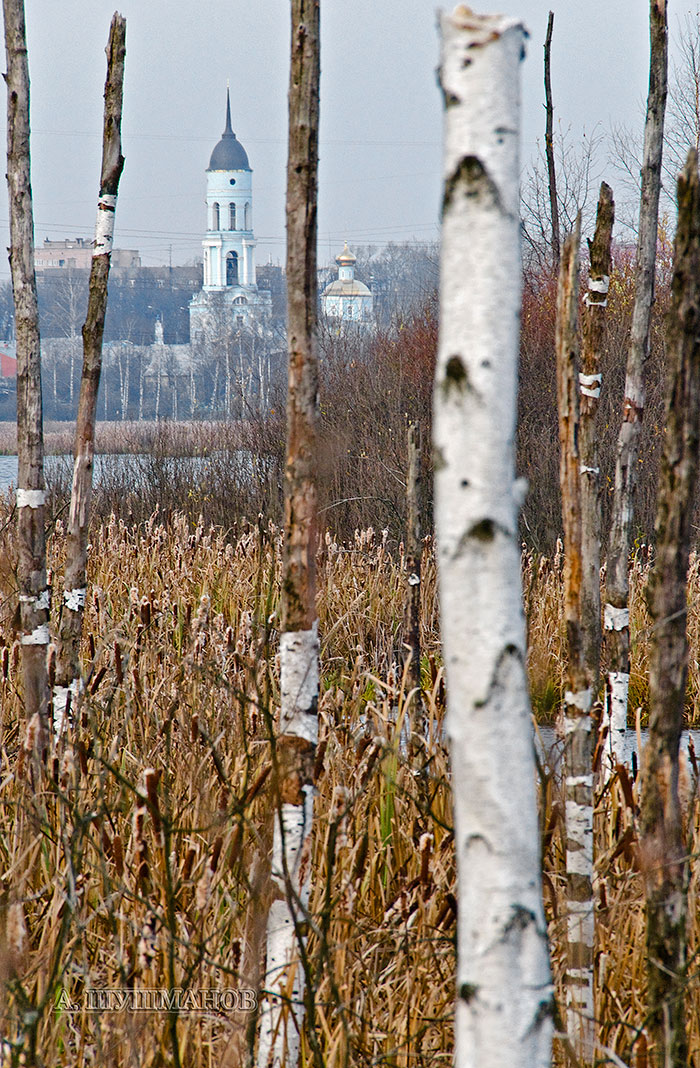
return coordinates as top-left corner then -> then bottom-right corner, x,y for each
0,3 -> 665,277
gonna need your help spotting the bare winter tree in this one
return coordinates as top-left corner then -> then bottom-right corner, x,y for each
257,2 -> 320,1066
53,13 -> 126,739
605,0 -> 667,768
435,10 -> 552,1067
4,0 -> 49,753
666,13 -> 700,170
612,11 -> 700,221
640,149 -> 700,1068
521,124 -> 603,274
42,269 -> 85,408
544,11 -> 560,273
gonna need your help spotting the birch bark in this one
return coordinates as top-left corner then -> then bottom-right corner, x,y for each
4,0 -> 49,753
605,0 -> 667,764
436,10 -> 552,1066
640,150 -> 700,1068
257,2 -> 320,1065
403,421 -> 422,753
53,14 -> 126,740
578,185 -> 614,780
556,218 -> 595,1063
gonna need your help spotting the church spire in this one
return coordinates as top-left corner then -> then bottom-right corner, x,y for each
224,84 -> 233,137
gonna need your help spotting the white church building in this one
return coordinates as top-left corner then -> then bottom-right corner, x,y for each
189,90 -> 271,342
322,244 -> 373,325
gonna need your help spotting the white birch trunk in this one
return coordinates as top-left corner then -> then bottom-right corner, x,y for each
605,0 -> 667,777
257,626 -> 319,1068
436,11 -> 552,1067
555,221 -> 595,1062
258,2 -> 320,1064
53,13 -> 125,743
4,0 -> 50,748
603,612 -> 632,770
123,347 -> 129,418
155,352 -> 162,420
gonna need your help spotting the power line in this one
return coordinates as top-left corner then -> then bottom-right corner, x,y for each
28,127 -> 441,149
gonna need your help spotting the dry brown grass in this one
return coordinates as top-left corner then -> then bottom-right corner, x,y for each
2,508 -> 700,1065
540,748 -> 700,1066
0,419 -> 252,457
0,510 -> 451,1067
524,544 -> 700,727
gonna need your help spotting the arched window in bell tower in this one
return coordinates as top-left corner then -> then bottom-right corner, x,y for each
229,203 -> 236,230
226,251 -> 239,285
212,202 -> 220,230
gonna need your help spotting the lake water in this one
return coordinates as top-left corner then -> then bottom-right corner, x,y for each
0,451 -> 255,492
0,453 -> 134,491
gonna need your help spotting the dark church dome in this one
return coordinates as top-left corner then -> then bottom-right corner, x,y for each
207,89 -> 251,172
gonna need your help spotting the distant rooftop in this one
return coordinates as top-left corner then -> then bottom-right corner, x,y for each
35,238 -> 141,271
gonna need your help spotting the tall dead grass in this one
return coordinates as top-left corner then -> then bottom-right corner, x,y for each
1,508 -> 700,1064
0,420 -> 252,457
0,509 -> 450,1067
523,544 -> 700,725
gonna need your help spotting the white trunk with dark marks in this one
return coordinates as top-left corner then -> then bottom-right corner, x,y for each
639,149 -> 700,1068
4,0 -> 50,749
53,13 -> 125,742
259,628 -> 318,1068
556,220 -> 595,1063
436,11 -> 552,1067
257,2 -> 320,1066
605,0 -> 667,770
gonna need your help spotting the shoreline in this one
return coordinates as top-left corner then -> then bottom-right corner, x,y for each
0,417 -> 251,456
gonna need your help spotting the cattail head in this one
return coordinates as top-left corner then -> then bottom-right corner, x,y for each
114,641 -> 123,684
144,768 -> 163,843
210,836 -> 223,874
231,938 -> 241,977
181,846 -> 196,882
7,902 -> 27,960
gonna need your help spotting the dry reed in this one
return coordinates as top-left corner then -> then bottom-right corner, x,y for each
1,506 -> 700,1064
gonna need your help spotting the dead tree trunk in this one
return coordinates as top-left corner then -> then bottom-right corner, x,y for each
579,183 -> 614,751
53,14 -> 126,739
556,217 -> 595,1064
544,11 -> 560,274
640,150 -> 700,1068
403,421 -> 422,749
605,0 -> 667,762
257,2 -> 320,1066
436,11 -> 552,1067
4,0 -> 49,752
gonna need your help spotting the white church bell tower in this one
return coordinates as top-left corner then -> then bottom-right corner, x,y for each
190,88 -> 271,341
